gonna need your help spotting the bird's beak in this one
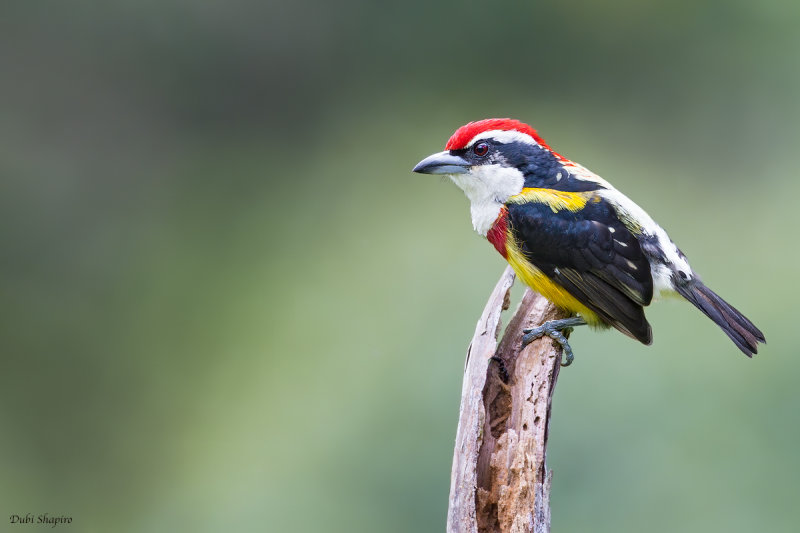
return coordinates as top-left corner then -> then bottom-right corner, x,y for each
412,151 -> 470,175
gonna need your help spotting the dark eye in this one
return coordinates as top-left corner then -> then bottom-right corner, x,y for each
473,142 -> 489,157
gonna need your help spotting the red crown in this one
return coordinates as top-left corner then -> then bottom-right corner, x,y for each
445,119 -> 551,151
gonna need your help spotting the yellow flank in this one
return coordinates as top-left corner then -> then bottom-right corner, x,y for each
504,233 -> 604,326
507,188 -> 598,213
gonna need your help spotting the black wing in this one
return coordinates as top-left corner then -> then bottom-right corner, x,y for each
507,198 -> 654,344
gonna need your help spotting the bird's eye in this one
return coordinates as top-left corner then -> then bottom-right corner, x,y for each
473,142 -> 489,157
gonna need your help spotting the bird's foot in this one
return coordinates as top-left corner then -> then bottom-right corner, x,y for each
522,317 -> 587,367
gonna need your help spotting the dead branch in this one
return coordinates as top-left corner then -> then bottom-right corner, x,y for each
447,266 -> 569,533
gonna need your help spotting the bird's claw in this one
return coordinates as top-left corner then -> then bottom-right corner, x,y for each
521,318 -> 585,366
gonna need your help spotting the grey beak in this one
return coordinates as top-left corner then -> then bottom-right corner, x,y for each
412,151 -> 470,175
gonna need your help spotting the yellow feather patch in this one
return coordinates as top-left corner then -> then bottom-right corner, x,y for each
507,188 -> 598,213
504,232 -> 603,326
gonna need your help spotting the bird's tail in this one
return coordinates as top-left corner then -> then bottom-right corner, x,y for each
676,281 -> 765,357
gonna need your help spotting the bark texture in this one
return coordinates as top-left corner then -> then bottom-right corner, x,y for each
447,266 -> 569,533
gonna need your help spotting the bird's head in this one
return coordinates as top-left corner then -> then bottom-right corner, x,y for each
413,119 -> 558,234
414,118 -> 552,172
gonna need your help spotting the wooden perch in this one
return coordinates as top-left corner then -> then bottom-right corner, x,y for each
447,266 -> 570,533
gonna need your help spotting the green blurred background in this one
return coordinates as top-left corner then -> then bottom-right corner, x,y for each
1,1 -> 798,531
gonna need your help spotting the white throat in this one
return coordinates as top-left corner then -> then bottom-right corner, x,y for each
449,164 -> 525,236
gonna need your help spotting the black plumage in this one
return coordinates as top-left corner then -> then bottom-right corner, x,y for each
507,199 -> 654,344
674,279 -> 765,357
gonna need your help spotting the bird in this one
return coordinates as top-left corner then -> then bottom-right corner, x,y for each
413,118 -> 765,365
